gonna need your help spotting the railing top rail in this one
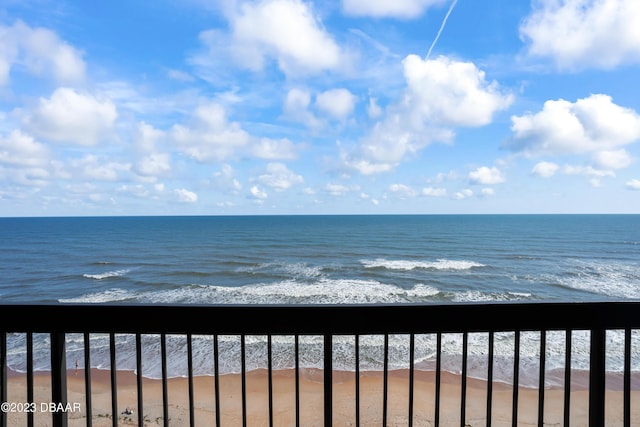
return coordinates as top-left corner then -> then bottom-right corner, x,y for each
1,301 -> 639,334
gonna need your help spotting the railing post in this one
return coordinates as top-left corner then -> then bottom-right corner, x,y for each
324,334 -> 332,427
589,328 -> 605,427
50,332 -> 68,427
1,333 -> 7,427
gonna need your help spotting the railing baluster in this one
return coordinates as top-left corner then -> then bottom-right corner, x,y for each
295,335 -> 300,427
624,328 -> 631,427
564,329 -> 572,427
27,332 -> 33,427
51,332 -> 68,427
1,332 -> 6,427
461,332 -> 468,427
383,333 -> 389,427
109,333 -> 117,427
241,334 -> 247,427
435,332 -> 441,427
589,328 -> 606,427
268,335 -> 273,427
487,331 -> 494,427
135,333 -> 142,427
355,334 -> 360,427
213,335 -> 221,427
538,330 -> 546,427
161,333 -> 168,427
512,331 -> 520,427
187,333 -> 195,427
324,334 -> 332,427
408,334 -> 415,427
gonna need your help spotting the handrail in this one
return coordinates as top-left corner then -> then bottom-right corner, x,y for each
1,301 -> 639,427
1,301 -> 639,334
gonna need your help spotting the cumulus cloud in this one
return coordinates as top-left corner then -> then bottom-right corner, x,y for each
256,162 -> 303,191
325,183 -> 359,196
508,94 -> 640,159
0,130 -> 50,167
200,0 -> 343,77
174,188 -> 198,203
389,183 -> 417,198
468,166 -> 505,185
283,88 -> 322,129
342,0 -> 447,19
454,189 -> 473,200
213,164 -> 242,194
70,155 -> 131,182
520,0 -> 640,70
422,186 -> 447,197
136,153 -> 171,179
531,161 -> 559,178
626,179 -> 640,190
250,137 -> 301,160
25,88 -> 117,146
591,149 -> 633,170
171,103 -> 249,162
344,55 -> 512,174
315,88 -> 357,120
0,21 -> 86,85
249,185 -> 268,201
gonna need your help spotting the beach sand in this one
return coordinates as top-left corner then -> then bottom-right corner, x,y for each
4,368 -> 640,426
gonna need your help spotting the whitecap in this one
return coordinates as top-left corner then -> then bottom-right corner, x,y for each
361,258 -> 485,271
83,269 -> 131,280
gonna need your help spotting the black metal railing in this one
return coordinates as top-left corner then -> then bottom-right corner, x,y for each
1,301 -> 639,427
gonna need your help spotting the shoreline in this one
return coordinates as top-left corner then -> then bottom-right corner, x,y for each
4,368 -> 640,426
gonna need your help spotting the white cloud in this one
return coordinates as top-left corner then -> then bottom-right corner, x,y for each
480,187 -> 495,196
422,187 -> 447,197
591,149 -> 633,170
213,164 -> 242,194
454,188 -> 473,199
251,137 -> 301,160
249,185 -> 268,201
0,130 -> 50,167
367,97 -> 382,119
315,88 -> 357,120
134,122 -> 165,153
325,183 -> 359,196
205,0 -> 343,76
520,0 -> 640,70
389,183 -> 417,197
0,21 -> 85,85
342,0 -> 447,19
401,55 -> 514,127
26,88 -> 117,146
283,88 -> 322,129
256,162 -> 303,191
344,55 -> 512,174
468,166 -> 505,185
626,179 -> 640,190
171,103 -> 249,162
135,153 -> 171,179
71,155 -> 131,181
509,94 -> 640,157
531,161 -> 559,178
174,188 -> 198,203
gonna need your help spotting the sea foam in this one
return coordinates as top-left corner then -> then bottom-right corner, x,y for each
83,268 -> 131,280
361,258 -> 485,271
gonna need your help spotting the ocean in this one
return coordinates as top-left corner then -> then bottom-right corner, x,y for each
1,214 -> 639,386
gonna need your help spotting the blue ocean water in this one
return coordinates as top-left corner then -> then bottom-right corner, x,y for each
1,214 -> 639,384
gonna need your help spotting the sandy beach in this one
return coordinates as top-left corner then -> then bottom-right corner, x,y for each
4,368 -> 639,426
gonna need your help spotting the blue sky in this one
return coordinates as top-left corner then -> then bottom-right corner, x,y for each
1,0 -> 639,216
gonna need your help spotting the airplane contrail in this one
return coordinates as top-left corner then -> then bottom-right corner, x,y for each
426,0 -> 459,60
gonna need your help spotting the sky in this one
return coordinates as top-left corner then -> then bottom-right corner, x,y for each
1,0 -> 640,216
